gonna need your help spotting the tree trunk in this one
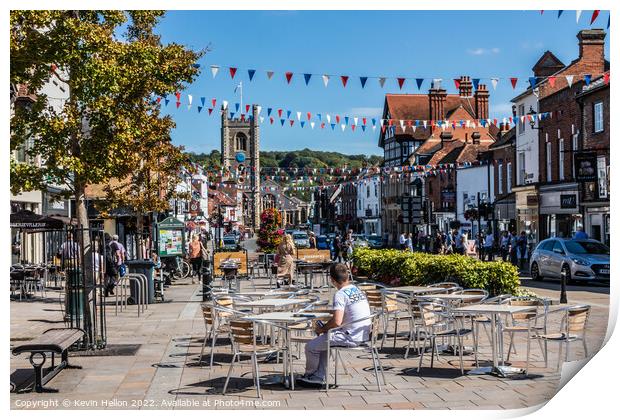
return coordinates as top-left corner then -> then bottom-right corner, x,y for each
136,211 -> 144,259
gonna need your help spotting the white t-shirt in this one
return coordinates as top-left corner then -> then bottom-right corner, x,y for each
399,234 -> 406,245
333,284 -> 371,342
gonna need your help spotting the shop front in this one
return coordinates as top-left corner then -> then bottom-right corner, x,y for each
514,185 -> 539,249
494,194 -> 516,233
583,204 -> 610,246
539,183 -> 582,240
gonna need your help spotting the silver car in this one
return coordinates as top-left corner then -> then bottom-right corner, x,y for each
292,231 -> 310,249
530,238 -> 610,284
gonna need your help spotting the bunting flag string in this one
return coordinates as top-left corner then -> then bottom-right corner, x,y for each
156,93 -> 562,135
205,159 -> 495,193
200,63 -> 607,91
540,9 -> 607,26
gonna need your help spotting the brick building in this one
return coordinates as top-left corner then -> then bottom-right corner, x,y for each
575,73 -> 610,245
489,125 -> 516,233
339,181 -> 359,232
378,76 -> 497,246
537,29 -> 608,239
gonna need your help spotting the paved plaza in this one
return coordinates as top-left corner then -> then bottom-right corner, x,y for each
10,272 -> 609,410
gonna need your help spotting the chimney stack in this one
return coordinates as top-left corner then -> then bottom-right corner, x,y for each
577,29 -> 606,71
474,84 -> 489,120
440,131 -> 453,143
459,76 -> 473,97
428,81 -> 447,121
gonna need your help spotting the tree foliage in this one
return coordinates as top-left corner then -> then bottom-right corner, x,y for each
10,10 -> 203,219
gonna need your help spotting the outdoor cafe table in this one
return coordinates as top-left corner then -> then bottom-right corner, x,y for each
386,285 -> 445,294
411,294 -> 484,303
235,298 -> 310,310
295,262 -> 324,290
244,311 -> 332,390
231,290 -> 298,298
451,303 -> 539,377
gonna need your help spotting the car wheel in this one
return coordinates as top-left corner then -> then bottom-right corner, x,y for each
531,262 -> 543,281
562,264 -> 576,285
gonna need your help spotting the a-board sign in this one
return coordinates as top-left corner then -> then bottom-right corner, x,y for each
297,249 -> 331,263
213,251 -> 248,276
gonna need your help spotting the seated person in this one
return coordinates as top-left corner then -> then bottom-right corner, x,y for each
298,263 -> 371,386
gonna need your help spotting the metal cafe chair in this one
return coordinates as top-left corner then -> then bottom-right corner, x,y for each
535,305 -> 591,371
324,311 -> 386,391
428,282 -> 462,294
199,302 -> 248,368
501,298 -> 550,374
417,301 -> 477,375
379,290 -> 413,350
222,319 -> 288,399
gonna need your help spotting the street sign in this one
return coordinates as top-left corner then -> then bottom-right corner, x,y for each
574,152 -> 598,182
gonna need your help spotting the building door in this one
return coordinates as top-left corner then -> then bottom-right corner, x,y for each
590,213 -> 602,242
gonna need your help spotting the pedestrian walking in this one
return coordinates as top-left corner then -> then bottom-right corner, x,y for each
399,232 -> 406,250
188,235 -> 203,284
110,234 -> 127,277
516,231 -> 528,270
509,231 -> 518,265
500,231 -> 510,261
573,227 -> 589,240
103,234 -> 119,297
483,230 -> 494,261
406,233 -> 413,252
333,235 -> 342,262
276,234 -> 297,287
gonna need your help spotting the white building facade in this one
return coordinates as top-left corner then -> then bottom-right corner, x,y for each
456,165 -> 494,237
511,88 -> 541,244
356,176 -> 381,236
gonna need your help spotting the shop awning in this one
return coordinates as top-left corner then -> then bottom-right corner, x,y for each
10,210 -> 65,230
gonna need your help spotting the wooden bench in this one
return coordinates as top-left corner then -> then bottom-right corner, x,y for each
12,328 -> 85,393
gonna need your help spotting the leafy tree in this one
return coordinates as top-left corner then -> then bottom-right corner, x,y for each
11,10 -> 202,274
101,130 -> 193,258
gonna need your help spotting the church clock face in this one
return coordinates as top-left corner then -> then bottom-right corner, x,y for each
235,151 -> 246,163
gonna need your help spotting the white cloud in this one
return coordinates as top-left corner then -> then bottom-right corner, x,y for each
466,47 -> 501,56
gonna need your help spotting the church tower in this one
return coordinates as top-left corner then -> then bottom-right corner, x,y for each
221,104 -> 261,229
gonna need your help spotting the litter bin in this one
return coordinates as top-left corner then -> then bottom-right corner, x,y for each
65,268 -> 85,320
125,260 -> 156,304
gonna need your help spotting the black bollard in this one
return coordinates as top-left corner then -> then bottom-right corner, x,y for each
560,270 -> 568,304
201,265 -> 213,301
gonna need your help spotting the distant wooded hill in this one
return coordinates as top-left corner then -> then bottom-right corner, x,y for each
188,148 -> 383,169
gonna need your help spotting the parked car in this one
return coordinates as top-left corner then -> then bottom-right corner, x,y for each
530,238 -> 610,284
221,235 -> 240,251
316,235 -> 329,250
292,230 -> 310,249
367,234 -> 384,249
351,234 -> 369,248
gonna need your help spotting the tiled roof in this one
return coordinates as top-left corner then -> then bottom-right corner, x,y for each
489,126 -> 516,149
457,142 -> 492,163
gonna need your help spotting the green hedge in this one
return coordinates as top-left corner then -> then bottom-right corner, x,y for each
352,248 -> 521,296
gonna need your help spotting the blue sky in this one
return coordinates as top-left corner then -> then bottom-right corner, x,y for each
155,10 -> 610,156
